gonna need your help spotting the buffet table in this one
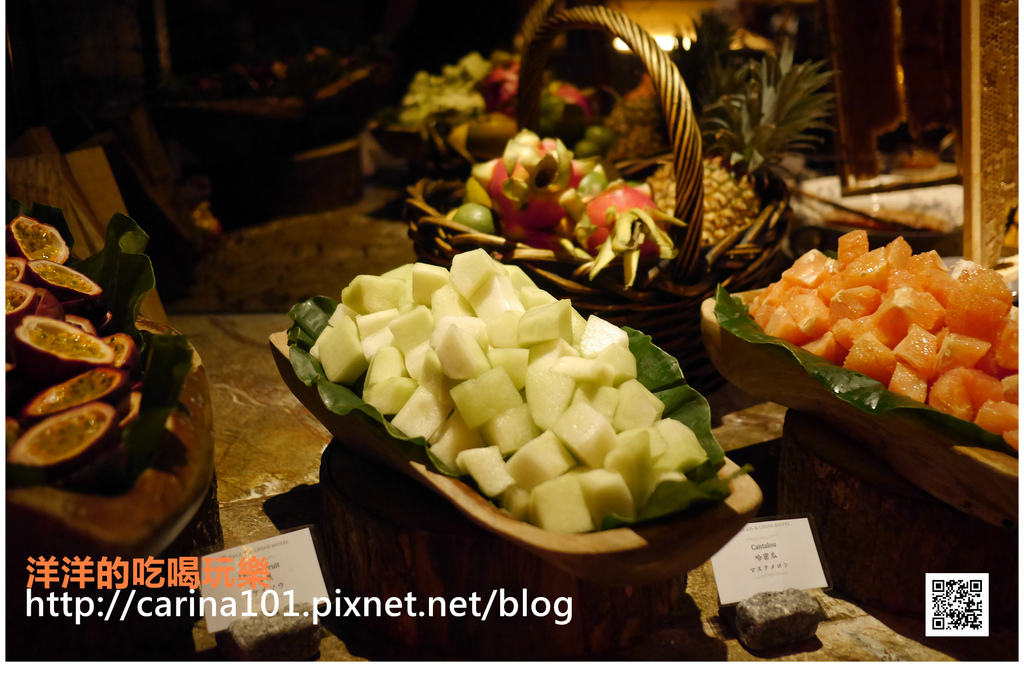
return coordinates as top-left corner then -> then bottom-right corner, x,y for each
170,312 -> 1018,661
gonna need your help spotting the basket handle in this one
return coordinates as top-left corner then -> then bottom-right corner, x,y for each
518,0 -> 562,58
517,5 -> 705,281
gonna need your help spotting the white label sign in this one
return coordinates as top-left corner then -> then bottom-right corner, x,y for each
710,517 -> 829,605
199,527 -> 329,633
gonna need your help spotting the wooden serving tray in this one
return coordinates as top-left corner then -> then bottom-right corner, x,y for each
270,331 -> 762,586
7,320 -> 217,560
700,293 -> 1018,529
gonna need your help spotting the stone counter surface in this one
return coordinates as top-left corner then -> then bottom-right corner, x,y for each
171,312 -> 1018,662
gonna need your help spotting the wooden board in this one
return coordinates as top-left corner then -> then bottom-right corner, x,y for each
700,293 -> 1018,529
270,330 -> 762,586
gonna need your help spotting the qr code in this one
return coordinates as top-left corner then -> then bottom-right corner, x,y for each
925,573 -> 988,637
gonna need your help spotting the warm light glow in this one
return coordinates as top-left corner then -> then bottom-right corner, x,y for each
613,35 -> 678,52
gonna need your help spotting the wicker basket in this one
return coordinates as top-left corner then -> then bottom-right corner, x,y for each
406,6 -> 790,392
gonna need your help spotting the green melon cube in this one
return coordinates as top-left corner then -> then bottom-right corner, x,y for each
365,345 -> 407,386
390,385 -> 449,441
612,379 -> 665,431
317,315 -> 369,384
571,384 -> 620,421
355,309 -> 400,338
412,262 -> 450,306
363,376 -> 419,416
420,349 -> 458,404
500,485 -> 531,521
486,347 -> 529,390
504,264 -> 536,291
435,325 -> 491,380
553,402 -> 618,468
404,341 -> 432,383
449,366 -> 523,429
596,344 -> 638,385
486,309 -> 525,348
527,339 -> 579,371
430,284 -> 475,321
381,262 -> 415,283
360,327 -> 395,362
571,308 -> 587,348
450,249 -> 504,298
431,315 -> 488,351
505,430 -> 576,491
550,356 -> 615,386
388,305 -> 434,353
519,286 -> 557,310
517,299 -> 573,347
482,404 -> 539,456
342,274 -> 410,314
604,428 -> 654,506
577,468 -> 636,525
579,315 -> 629,358
470,274 -> 525,322
529,475 -> 595,533
429,411 -> 484,472
524,364 -> 576,430
456,445 -> 515,498
653,419 -> 708,472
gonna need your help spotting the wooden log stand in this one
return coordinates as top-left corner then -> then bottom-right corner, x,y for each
778,411 -> 1018,629
319,440 -> 693,660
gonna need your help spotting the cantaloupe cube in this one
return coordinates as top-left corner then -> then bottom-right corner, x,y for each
363,376 -> 419,415
318,315 -> 369,384
994,308 -> 1019,371
431,316 -> 488,351
391,385 -> 449,441
875,286 -> 946,339
893,324 -> 939,379
365,345 -> 407,386
429,411 -> 484,471
801,331 -> 841,364
612,379 -> 665,431
652,419 -> 707,472
450,249 -> 504,298
450,366 -> 523,429
342,274 -> 410,314
430,284 -> 475,321
763,306 -> 811,345
974,400 -> 1019,435
843,331 -> 897,384
525,364 -> 576,430
529,475 -> 595,533
958,368 -> 1005,412
550,356 -> 615,386
782,249 -> 834,289
518,286 -> 557,310
933,332 -> 992,374
829,286 -> 882,326
579,315 -> 629,358
595,344 -> 638,385
604,428 -> 653,506
786,293 -> 830,340
837,230 -> 869,268
842,248 -> 888,290
500,485 -> 531,521
1002,375 -> 1018,404
1003,430 -> 1018,450
486,347 -> 529,390
470,274 -> 525,322
553,402 -> 618,468
571,384 -> 620,421
945,287 -> 1012,338
518,299 -> 574,347
753,302 -> 777,329
482,404 -> 539,456
888,362 -> 928,403
435,325 -> 491,380
883,236 -> 912,270
457,445 -> 515,498
506,430 -> 577,491
527,338 -> 580,371
928,369 -> 975,421
485,309 -> 524,348
576,469 -> 636,525
906,250 -> 946,276
412,262 -> 450,306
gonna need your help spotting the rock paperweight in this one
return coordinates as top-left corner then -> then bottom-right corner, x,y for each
219,602 -> 322,661
734,588 -> 826,651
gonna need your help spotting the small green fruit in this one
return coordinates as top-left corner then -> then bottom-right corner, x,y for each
577,171 -> 608,197
584,125 -> 617,153
573,139 -> 602,159
452,203 -> 497,234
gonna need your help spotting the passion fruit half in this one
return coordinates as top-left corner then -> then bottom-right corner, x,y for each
23,260 -> 103,315
119,390 -> 142,428
102,333 -> 141,378
21,367 -> 131,422
7,216 -> 70,264
12,315 -> 116,385
6,257 -> 26,282
64,314 -> 98,336
7,401 -> 119,477
6,416 -> 21,455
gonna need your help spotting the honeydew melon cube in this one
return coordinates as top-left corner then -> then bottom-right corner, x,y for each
579,315 -> 630,358
317,315 -> 369,384
342,274 -> 410,314
653,419 -> 708,472
470,275 -> 525,322
612,379 -> 665,432
430,284 -> 475,321
309,337 -> 323,361
450,249 -> 504,298
519,286 -> 557,310
412,262 -> 450,306
647,424 -> 669,459
505,430 -> 576,491
360,327 -> 395,362
504,264 -> 536,291
365,345 -> 407,386
604,428 -> 654,506
390,385 -> 449,441
517,299 -> 573,347
486,309 -> 524,348
648,470 -> 687,501
449,366 -> 523,429
527,339 -> 579,371
435,325 -> 491,380
420,349 -> 458,404
328,304 -> 357,327
486,347 -> 529,390
388,305 -> 434,353
381,262 -> 415,283
524,364 -> 576,430
404,341 -> 432,383
482,404 -> 539,456
576,469 -> 636,525
529,475 -> 595,533
571,384 -> 620,421
363,376 -> 418,415
596,344 -> 638,385
431,316 -> 488,351
553,402 -> 618,468
429,411 -> 484,472
500,485 -> 531,521
550,356 -> 615,386
355,309 -> 399,338
570,308 -> 587,348
456,445 -> 515,498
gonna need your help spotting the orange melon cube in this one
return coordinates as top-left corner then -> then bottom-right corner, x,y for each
764,306 -> 812,345
875,286 -> 946,335
837,230 -> 869,268
753,302 -> 777,329
801,331 -> 842,364
843,331 -> 898,384
760,280 -> 792,309
1004,430 -> 1019,450
782,249 -> 835,289
974,400 -> 1019,436
842,248 -> 889,290
817,272 -> 845,304
889,362 -> 928,403
786,294 -> 830,340
945,287 -> 1012,340
993,308 -> 1018,371
829,286 -> 882,326
957,263 -> 1014,306
1002,375 -> 1018,404
906,250 -> 947,276
933,333 -> 991,374
922,269 -> 960,308
887,267 -> 924,292
883,236 -> 912,270
928,370 -> 976,421
960,368 -> 1005,411
893,324 -> 939,380
831,316 -> 877,349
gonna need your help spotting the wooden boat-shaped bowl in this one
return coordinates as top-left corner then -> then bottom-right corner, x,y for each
271,331 -> 762,586
700,293 -> 1018,529
7,319 -> 216,560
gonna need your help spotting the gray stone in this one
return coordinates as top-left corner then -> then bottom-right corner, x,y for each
220,602 -> 322,661
734,589 -> 827,651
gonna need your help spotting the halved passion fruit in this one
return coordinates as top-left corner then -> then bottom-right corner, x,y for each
12,316 -> 116,384
6,257 -> 26,282
119,390 -> 142,428
6,416 -> 21,456
6,402 -> 119,476
64,314 -> 98,336
23,260 -> 103,315
6,216 -> 70,264
102,333 -> 141,378
21,367 -> 131,422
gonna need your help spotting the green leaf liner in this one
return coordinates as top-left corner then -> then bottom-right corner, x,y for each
286,295 -> 737,529
713,286 -> 1016,456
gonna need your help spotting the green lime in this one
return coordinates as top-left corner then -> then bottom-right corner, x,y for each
577,170 -> 608,197
584,125 -> 617,153
452,203 -> 497,234
574,139 -> 602,159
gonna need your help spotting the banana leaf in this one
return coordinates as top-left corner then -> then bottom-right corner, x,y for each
714,286 -> 1015,456
287,295 -> 742,531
